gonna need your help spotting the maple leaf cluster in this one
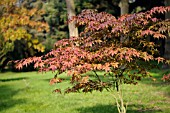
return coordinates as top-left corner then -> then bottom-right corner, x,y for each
15,6 -> 170,93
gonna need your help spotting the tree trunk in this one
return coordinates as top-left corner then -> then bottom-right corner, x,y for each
119,0 -> 129,15
163,0 -> 170,69
65,0 -> 78,37
119,0 -> 129,43
165,0 -> 170,19
164,0 -> 170,60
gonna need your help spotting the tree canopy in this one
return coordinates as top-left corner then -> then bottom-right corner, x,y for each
0,0 -> 49,70
15,6 -> 170,93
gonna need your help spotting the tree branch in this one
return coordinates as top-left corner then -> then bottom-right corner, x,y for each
93,70 -> 101,82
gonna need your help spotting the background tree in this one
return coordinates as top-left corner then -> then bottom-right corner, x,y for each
0,0 -> 49,71
43,0 -> 68,39
76,0 -> 120,16
66,0 -> 78,37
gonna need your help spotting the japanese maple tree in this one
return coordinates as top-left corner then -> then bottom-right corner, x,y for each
15,6 -> 170,94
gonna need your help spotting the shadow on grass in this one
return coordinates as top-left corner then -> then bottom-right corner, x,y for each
0,77 -> 28,82
0,85 -> 26,112
77,104 -> 162,113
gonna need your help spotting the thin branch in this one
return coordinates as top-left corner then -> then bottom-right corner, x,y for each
93,70 -> 101,82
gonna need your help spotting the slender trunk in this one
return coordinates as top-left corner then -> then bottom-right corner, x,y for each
116,2 -> 129,112
65,0 -> 78,37
113,83 -> 127,113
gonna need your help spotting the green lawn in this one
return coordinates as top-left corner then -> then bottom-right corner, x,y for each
0,70 -> 170,113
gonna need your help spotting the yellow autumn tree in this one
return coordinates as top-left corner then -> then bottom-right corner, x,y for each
0,0 -> 49,70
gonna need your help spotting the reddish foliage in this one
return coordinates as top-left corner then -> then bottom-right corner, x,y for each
49,78 -> 63,85
15,6 -> 170,93
162,74 -> 170,82
53,89 -> 62,94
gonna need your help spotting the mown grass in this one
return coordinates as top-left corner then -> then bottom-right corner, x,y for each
0,69 -> 170,113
